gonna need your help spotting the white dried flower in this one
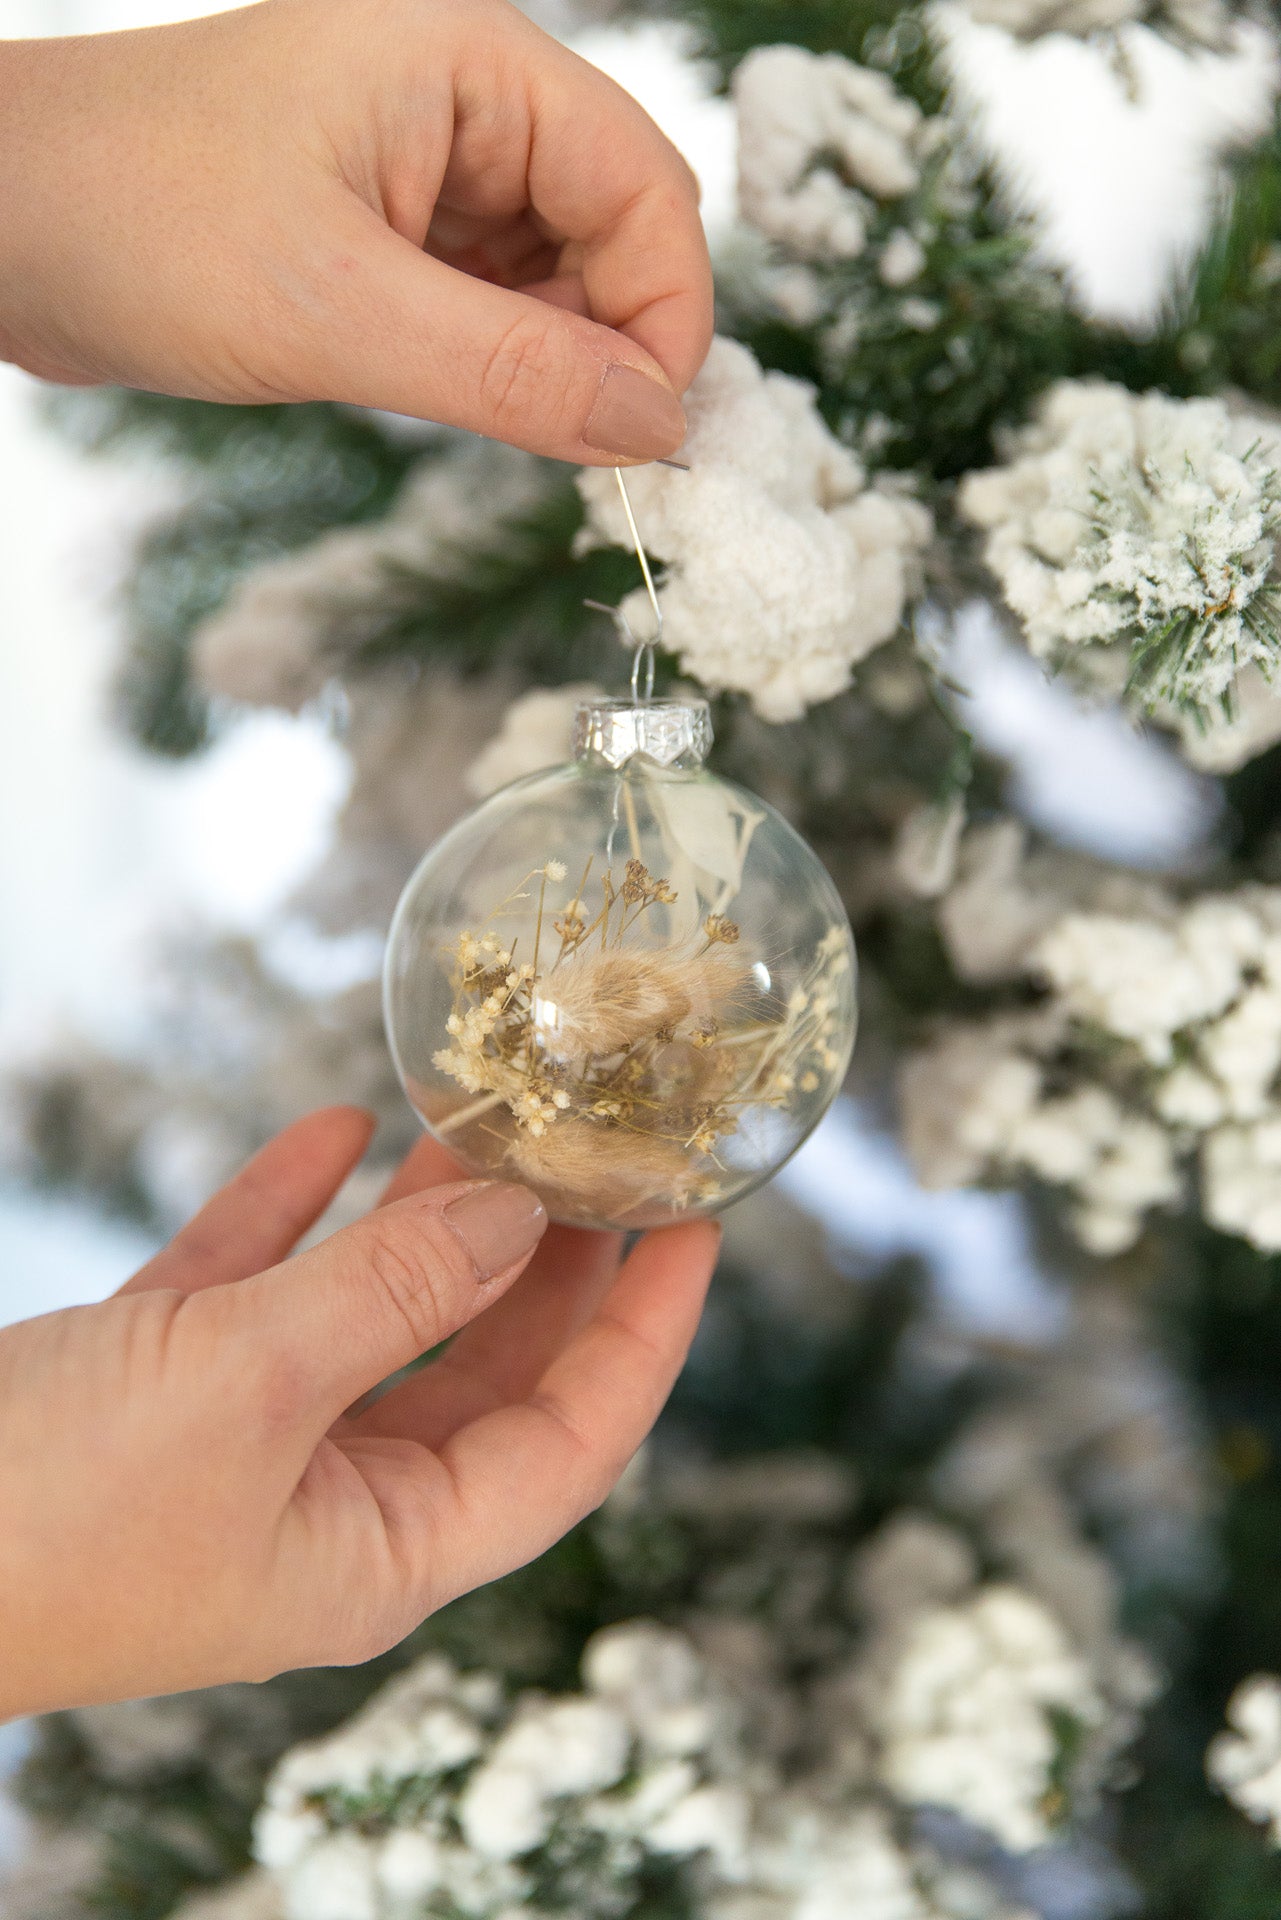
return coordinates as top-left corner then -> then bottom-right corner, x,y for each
765,262 -> 828,326
1208,1674 -> 1281,1843
900,1005 -> 1178,1254
898,1010 -> 1052,1188
482,1698 -> 631,1799
958,0 -> 1136,30
733,48 -> 931,262
465,684 -> 606,799
900,297 -> 943,332
256,1625 -> 754,1920
1202,1118 -> 1281,1250
960,381 -> 1281,721
893,796 -> 967,900
875,1584 -> 1103,1852
934,820 -> 1148,985
849,1515 -> 979,1625
716,1793 -> 1037,1920
1033,898 -> 1260,1065
278,1835 -> 378,1920
1154,1063 -> 1228,1130
578,337 -> 931,722
1198,984 -> 1281,1120
908,859 -> 1281,1253
879,229 -> 928,287
742,1804 -> 968,1920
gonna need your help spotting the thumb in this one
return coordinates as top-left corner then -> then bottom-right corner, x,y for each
286,198 -> 688,466
229,1179 -> 548,1438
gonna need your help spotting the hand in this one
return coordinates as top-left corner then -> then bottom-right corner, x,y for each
0,0 -> 713,463
0,1107 -> 719,1717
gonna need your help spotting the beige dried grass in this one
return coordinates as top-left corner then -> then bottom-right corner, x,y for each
535,945 -> 750,1057
503,1115 -> 703,1218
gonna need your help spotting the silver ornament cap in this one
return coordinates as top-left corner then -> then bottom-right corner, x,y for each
572,698 -> 713,772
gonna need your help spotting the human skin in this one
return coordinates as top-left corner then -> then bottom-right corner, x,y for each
0,0 -> 715,462
0,1109 -> 720,1718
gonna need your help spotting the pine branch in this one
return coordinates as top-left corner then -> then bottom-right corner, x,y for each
1116,1221 -> 1281,1919
43,389 -> 424,491
115,504 -> 298,756
717,65 -> 1096,478
815,205 -> 1085,478
651,0 -> 946,109
44,393 -> 426,756
1149,100 -> 1281,404
347,476 -> 645,686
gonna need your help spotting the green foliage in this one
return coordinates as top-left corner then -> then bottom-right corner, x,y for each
699,21 -> 1092,478
1156,101 -> 1281,405
45,388 -> 421,490
116,504 -> 304,757
51,384 -> 649,750
47,392 -> 421,755
659,0 -> 946,110
1113,1225 -> 1281,1918
1124,587 -> 1281,722
348,474 -> 645,687
305,1770 -> 470,1839
773,161 -> 1084,478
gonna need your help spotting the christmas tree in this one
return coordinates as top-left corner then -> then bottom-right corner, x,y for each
9,1 -> 1281,1916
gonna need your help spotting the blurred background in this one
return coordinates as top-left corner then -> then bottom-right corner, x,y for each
5,2 -> 1281,1916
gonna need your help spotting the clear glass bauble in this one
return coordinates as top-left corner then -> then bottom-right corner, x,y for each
384,698 -> 857,1230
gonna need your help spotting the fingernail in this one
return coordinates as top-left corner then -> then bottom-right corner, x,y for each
583,364 -> 687,461
443,1183 -> 548,1282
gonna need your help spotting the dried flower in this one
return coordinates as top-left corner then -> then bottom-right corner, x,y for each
427,863 -> 850,1224
1207,1675 -> 1281,1844
535,947 -> 748,1059
506,1117 -> 705,1219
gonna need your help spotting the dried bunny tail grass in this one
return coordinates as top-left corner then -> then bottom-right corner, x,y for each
504,1115 -> 703,1215
534,945 -> 752,1057
642,1034 -> 745,1110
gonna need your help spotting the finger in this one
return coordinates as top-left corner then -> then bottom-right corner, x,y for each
518,271 -> 592,317
521,39 -> 715,395
350,1223 -> 623,1447
221,1178 -> 549,1442
290,196 -> 690,466
119,1107 -> 375,1298
428,215 -> 561,290
394,1220 -> 720,1606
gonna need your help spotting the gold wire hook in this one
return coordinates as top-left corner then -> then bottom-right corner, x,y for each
613,466 -> 663,657
582,460 -> 687,706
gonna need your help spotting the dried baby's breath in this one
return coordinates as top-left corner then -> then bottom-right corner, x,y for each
431,863 -> 849,1218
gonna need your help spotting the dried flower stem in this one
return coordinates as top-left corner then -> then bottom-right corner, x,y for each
622,781 -> 643,864
435,1089 -> 506,1136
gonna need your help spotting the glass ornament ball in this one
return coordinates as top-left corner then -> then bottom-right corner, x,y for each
383,697 -> 857,1231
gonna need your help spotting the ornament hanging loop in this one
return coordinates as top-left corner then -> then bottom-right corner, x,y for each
631,634 -> 656,706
